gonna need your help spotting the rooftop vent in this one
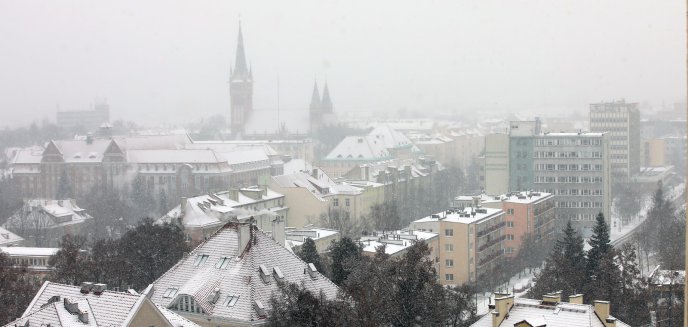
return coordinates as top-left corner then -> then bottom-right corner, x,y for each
206,288 -> 221,304
92,283 -> 106,295
78,311 -> 89,324
80,282 -> 93,294
259,264 -> 272,284
254,300 -> 267,318
306,263 -> 318,279
64,298 -> 80,314
273,266 -> 284,280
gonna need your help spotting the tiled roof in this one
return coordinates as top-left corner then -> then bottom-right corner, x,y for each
150,223 -> 339,323
471,298 -> 631,327
0,226 -> 24,246
324,135 -> 391,160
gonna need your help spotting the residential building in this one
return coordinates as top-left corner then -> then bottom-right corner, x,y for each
471,292 -> 632,327
472,191 -> 556,257
56,100 -> 110,131
150,222 -> 339,326
632,166 -> 676,192
410,206 -> 505,288
157,186 -> 287,243
643,136 -> 686,174
285,226 -> 341,253
320,125 -> 416,178
3,199 -> 93,247
483,133 -> 510,195
590,99 -> 641,183
8,281 -> 200,327
359,230 -> 438,259
0,226 -> 23,246
648,265 -> 684,305
0,246 -> 58,275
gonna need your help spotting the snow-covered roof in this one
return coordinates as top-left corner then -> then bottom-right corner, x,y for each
367,125 -> 414,149
0,226 -> 24,246
324,135 -> 391,160
471,297 -> 631,327
360,230 -> 438,256
0,247 -> 58,257
466,191 -> 553,205
126,149 -> 224,164
649,266 -> 686,286
272,170 -> 360,199
414,207 -> 503,225
3,199 -> 93,231
150,224 -> 340,323
113,134 -> 193,150
52,139 -> 112,163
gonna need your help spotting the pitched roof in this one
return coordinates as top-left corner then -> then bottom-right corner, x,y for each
150,223 -> 339,323
0,226 -> 24,246
324,135 -> 391,160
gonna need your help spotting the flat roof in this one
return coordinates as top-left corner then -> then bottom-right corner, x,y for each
413,207 -> 503,225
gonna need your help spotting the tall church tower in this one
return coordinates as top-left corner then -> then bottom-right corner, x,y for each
309,81 -> 322,134
230,24 -> 253,136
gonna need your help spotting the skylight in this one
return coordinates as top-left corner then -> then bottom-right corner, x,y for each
163,287 -> 178,298
223,294 -> 240,307
215,256 -> 231,269
194,254 -> 209,267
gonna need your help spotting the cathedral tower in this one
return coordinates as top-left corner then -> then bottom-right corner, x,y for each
230,24 -> 253,136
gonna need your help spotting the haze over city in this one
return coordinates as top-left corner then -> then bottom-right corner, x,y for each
0,0 -> 685,127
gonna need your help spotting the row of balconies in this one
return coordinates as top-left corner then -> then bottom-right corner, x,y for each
476,221 -> 506,237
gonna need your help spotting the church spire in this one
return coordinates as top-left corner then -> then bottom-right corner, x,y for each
232,23 -> 249,80
321,82 -> 333,113
309,81 -> 321,112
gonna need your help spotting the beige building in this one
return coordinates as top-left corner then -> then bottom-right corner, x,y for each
410,206 -> 505,288
483,133 -> 510,196
590,100 -> 641,183
285,226 -> 341,253
359,230 -> 439,259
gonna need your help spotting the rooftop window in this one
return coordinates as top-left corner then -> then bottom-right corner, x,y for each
223,294 -> 240,307
163,287 -> 178,298
215,256 -> 231,269
194,254 -> 209,267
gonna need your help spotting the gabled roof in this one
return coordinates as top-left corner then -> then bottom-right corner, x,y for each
367,125 -> 413,149
50,139 -> 112,163
0,226 -> 23,246
324,135 -> 391,160
150,223 -> 339,323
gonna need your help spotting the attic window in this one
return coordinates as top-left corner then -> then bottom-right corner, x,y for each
215,257 -> 231,269
273,266 -> 284,280
223,294 -> 240,307
163,287 -> 178,298
88,152 -> 97,159
73,152 -> 82,158
194,254 -> 209,267
259,264 -> 272,284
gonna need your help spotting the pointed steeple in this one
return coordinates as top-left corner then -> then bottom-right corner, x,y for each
321,82 -> 333,113
309,81 -> 321,111
232,23 -> 249,80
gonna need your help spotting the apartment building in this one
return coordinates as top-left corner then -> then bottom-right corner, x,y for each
590,100 -> 641,183
410,206 -> 505,288
359,230 -> 439,258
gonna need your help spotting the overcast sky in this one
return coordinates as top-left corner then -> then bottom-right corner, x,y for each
0,0 -> 684,127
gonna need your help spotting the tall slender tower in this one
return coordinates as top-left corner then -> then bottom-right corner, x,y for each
309,81 -> 321,134
321,82 -> 333,113
230,24 -> 253,136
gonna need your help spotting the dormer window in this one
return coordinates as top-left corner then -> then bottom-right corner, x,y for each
215,257 -> 231,269
273,266 -> 284,280
172,295 -> 204,314
194,254 -> 209,267
259,264 -> 272,284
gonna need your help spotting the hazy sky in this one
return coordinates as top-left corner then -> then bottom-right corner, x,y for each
0,0 -> 685,127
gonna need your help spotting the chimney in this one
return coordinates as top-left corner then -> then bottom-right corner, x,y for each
80,282 -> 93,294
180,197 -> 188,216
404,165 -> 412,180
542,292 -> 561,304
237,223 -> 251,256
569,294 -> 583,304
92,283 -> 107,295
271,217 -> 285,245
594,300 -> 616,327
491,295 -> 514,327
311,168 -> 319,179
78,311 -> 89,324
228,188 -> 240,202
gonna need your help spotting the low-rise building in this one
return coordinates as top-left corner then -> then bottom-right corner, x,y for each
149,222 -> 340,326
157,186 -> 287,243
471,292 -> 632,327
285,226 -> 340,253
0,246 -> 58,275
0,226 -> 23,246
359,230 -> 438,259
3,199 -> 93,247
410,206 -> 505,288
648,265 -> 685,304
8,281 -> 200,327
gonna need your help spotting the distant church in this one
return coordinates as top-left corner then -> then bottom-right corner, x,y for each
230,25 -> 337,139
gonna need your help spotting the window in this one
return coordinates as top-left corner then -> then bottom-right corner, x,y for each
445,274 -> 454,281
506,247 -> 515,253
174,295 -> 204,313
163,287 -> 178,298
345,198 -> 350,207
215,257 -> 231,269
506,221 -> 514,228
223,294 -> 240,307
194,254 -> 209,267
444,229 -> 453,237
445,259 -> 454,267
506,208 -> 514,215
506,234 -> 514,240
445,244 -> 454,252
333,198 -> 339,206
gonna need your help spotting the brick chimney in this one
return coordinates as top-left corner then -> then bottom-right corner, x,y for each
491,294 -> 514,327
569,294 -> 583,304
594,300 -> 616,327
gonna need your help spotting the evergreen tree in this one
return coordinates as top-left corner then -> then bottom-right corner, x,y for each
130,175 -> 155,220
57,170 -> 73,199
614,244 -> 651,325
586,212 -> 612,280
296,238 -> 324,273
0,252 -> 42,324
327,237 -> 361,285
266,281 -> 354,327
528,220 -> 586,300
48,234 -> 88,285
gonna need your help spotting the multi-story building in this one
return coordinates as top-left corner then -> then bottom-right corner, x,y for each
284,226 -> 341,253
463,191 -> 556,258
410,206 -> 505,288
3,199 -> 93,247
485,121 -> 612,234
359,230 -> 438,258
157,186 -> 288,242
56,100 -> 110,131
0,246 -> 58,276
590,99 -> 641,183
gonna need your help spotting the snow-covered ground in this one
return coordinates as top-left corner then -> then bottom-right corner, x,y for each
475,269 -> 538,315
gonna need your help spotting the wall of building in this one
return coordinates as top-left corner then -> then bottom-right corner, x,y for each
484,134 -> 510,196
